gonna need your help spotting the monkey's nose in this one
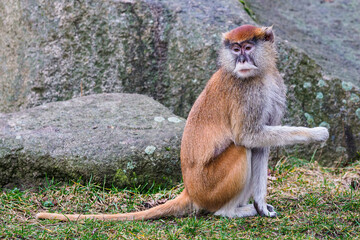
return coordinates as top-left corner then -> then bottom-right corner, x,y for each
237,55 -> 246,63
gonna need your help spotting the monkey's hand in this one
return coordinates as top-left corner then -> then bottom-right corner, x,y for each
254,202 -> 278,218
310,127 -> 329,142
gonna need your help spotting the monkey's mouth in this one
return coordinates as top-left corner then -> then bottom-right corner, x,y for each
234,62 -> 258,74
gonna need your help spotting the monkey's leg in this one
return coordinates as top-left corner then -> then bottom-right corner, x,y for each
251,147 -> 277,217
214,149 -> 253,218
241,126 -> 329,148
186,144 -> 250,214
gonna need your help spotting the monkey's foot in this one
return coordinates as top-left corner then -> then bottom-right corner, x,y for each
266,204 -> 275,212
215,203 -> 277,218
254,202 -> 278,218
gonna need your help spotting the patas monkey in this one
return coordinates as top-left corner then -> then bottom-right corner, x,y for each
36,25 -> 329,221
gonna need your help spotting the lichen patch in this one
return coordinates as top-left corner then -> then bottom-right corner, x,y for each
167,117 -> 182,123
145,146 -> 156,155
154,116 -> 165,122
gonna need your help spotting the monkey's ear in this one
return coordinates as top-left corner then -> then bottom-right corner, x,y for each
264,26 -> 274,43
222,33 -> 231,46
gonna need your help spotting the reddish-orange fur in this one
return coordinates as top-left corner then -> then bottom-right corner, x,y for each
224,25 -> 265,43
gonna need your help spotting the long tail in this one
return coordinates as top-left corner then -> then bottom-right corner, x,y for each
36,190 -> 193,221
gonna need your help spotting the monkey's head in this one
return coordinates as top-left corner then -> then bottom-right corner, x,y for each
219,25 -> 276,79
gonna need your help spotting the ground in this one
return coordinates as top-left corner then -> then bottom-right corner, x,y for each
1,157 -> 359,239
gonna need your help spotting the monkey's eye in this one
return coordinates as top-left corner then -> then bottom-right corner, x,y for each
244,45 -> 254,51
231,46 -> 241,54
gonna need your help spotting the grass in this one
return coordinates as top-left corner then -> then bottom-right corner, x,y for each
1,157 -> 360,239
239,0 -> 257,21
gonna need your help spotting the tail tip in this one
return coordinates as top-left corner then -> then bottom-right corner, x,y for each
36,212 -> 49,220
35,213 -> 42,220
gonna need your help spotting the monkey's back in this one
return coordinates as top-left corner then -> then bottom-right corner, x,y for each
180,69 -> 249,212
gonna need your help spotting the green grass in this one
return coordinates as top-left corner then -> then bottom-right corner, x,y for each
1,158 -> 360,239
239,0 -> 257,21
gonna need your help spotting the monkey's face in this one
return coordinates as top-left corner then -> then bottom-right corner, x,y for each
219,40 -> 260,79
229,41 -> 258,79
219,25 -> 276,80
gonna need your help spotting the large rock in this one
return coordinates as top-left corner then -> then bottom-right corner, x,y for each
0,93 -> 185,189
277,42 -> 360,166
0,0 -> 359,165
0,0 -> 252,116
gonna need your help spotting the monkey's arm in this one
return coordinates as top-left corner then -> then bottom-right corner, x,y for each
251,147 -> 277,217
240,126 -> 329,148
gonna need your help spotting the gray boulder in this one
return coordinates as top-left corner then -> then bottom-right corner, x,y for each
0,93 -> 185,189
